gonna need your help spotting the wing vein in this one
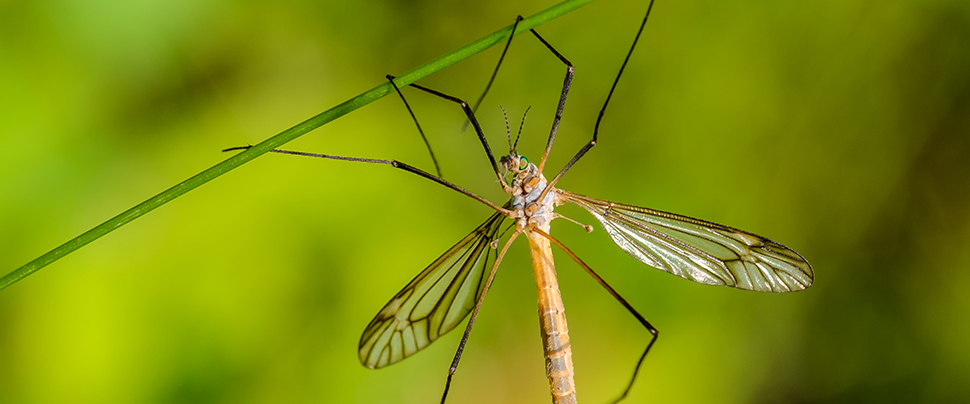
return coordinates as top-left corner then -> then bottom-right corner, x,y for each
561,190 -> 813,293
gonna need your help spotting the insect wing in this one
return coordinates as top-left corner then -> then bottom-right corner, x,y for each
562,191 -> 813,292
358,211 -> 508,368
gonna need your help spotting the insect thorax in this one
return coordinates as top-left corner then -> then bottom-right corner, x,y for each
511,170 -> 556,232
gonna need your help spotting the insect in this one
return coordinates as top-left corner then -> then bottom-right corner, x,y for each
226,1 -> 813,402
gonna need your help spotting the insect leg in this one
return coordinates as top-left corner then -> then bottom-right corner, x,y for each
462,15 -> 524,132
538,0 -> 657,203
222,146 -> 514,217
441,230 -> 522,404
533,227 -> 658,404
386,74 -> 442,178
525,26 -> 574,175
402,81 -> 510,191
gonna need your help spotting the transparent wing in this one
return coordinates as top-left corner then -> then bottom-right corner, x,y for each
358,210 -> 509,369
561,191 -> 813,292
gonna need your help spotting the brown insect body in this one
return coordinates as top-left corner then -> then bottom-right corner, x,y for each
505,154 -> 577,404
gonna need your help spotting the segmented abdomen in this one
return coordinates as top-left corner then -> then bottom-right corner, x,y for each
528,230 -> 577,404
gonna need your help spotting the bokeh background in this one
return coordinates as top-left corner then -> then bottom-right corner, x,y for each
2,0 -> 969,403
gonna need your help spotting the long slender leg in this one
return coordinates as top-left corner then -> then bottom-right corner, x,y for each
386,75 -> 443,178
533,228 -> 659,404
222,146 -> 513,217
537,0 -> 657,204
402,82 -> 510,191
462,16 -> 524,132
402,23 -> 574,192
460,14 -> 574,174
440,230 -> 522,404
526,27 -> 574,175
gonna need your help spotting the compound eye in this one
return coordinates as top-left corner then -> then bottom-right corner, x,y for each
518,157 -> 529,170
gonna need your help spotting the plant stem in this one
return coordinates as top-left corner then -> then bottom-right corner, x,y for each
0,0 -> 598,291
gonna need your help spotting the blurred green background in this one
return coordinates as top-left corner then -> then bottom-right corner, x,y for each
2,0 -> 969,403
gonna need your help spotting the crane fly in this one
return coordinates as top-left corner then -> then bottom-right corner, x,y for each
226,1 -> 813,402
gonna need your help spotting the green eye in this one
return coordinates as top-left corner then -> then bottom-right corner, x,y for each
519,157 -> 529,170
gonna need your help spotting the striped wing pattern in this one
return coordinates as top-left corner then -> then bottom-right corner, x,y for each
358,211 -> 508,369
563,191 -> 813,292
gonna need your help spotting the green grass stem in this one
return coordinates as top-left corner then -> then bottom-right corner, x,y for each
0,0 -> 598,291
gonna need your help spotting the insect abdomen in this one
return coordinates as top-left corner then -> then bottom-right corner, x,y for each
528,231 -> 577,404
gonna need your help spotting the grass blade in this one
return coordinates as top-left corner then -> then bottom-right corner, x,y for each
0,0 -> 597,291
